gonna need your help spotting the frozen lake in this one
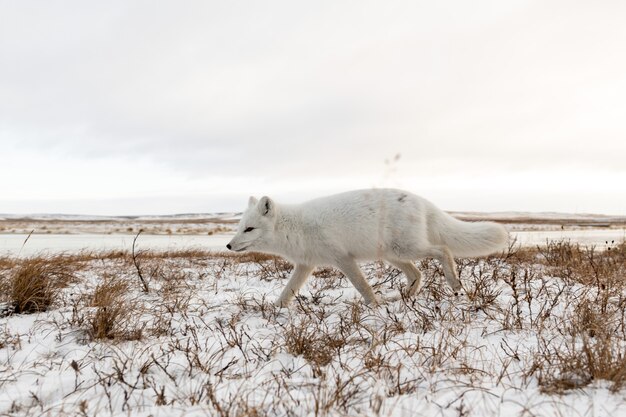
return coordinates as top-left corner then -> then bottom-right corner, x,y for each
1,228 -> 625,257
0,233 -> 232,257
512,228 -> 626,248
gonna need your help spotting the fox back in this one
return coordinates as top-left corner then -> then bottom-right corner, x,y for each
227,189 -> 508,265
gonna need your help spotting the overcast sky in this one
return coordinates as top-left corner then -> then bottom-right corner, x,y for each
1,0 -> 626,215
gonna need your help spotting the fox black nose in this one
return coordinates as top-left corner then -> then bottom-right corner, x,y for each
226,244 -> 232,250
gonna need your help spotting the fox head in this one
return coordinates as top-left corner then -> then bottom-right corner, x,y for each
226,196 -> 276,252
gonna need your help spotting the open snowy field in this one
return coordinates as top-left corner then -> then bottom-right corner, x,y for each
2,212 -> 626,235
0,214 -> 240,236
2,241 -> 626,416
2,212 -> 626,257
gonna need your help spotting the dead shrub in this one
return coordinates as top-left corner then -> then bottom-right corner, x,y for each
282,316 -> 347,368
500,239 -> 540,264
537,240 -> 626,286
569,299 -> 607,338
254,257 -> 293,281
462,260 -> 502,315
311,372 -> 365,415
0,327 -> 21,350
8,256 -> 77,314
312,267 -> 342,279
0,256 -> 17,270
529,289 -> 626,393
88,276 -> 141,341
532,330 -> 626,393
230,251 -> 277,264
205,384 -> 267,417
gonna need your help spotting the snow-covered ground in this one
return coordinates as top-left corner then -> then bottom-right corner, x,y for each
0,213 -> 239,236
1,229 -> 625,258
2,211 -> 626,235
1,211 -> 625,257
1,212 -> 626,416
0,233 -> 233,257
2,245 -> 626,416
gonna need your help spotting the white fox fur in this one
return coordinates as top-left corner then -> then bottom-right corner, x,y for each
227,189 -> 509,307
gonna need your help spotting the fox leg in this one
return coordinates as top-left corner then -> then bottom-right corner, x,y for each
335,258 -> 379,305
424,246 -> 462,293
275,264 -> 314,307
389,260 -> 423,297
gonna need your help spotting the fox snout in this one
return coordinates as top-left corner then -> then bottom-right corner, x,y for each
226,239 -> 249,252
226,238 -> 243,251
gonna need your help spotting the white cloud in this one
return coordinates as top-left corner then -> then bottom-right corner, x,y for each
1,0 -> 625,214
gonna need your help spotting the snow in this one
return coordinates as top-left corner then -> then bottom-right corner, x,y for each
450,211 -> 626,221
2,211 -> 625,257
2,253 -> 626,416
1,212 -> 626,415
0,233 -> 233,257
3,229 -> 626,258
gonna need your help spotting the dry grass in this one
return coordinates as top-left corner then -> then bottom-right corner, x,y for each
2,255 -> 79,314
535,239 -> 626,284
0,216 -> 237,236
507,240 -> 626,393
3,241 -> 626,416
532,326 -> 626,393
282,313 -> 352,369
0,256 -> 17,270
87,275 -> 142,341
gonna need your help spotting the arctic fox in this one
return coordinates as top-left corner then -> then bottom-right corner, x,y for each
227,189 -> 508,307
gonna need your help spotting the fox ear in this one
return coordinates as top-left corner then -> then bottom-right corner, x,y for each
258,196 -> 274,217
248,196 -> 258,207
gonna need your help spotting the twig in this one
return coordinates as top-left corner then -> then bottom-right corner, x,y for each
132,230 -> 149,293
18,229 -> 34,257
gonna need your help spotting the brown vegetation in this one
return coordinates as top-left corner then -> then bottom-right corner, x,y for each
2,241 -> 626,416
87,276 -> 141,341
2,255 -> 79,314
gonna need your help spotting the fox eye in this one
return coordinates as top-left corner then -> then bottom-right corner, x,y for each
244,227 -> 255,233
